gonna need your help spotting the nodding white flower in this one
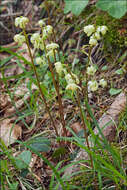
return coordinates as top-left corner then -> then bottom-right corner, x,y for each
43,25 -> 53,39
99,79 -> 107,88
14,34 -> 25,45
66,83 -> 81,91
15,16 -> 29,29
36,57 -> 43,65
38,20 -> 46,27
88,80 -> 98,91
100,26 -> 108,35
84,25 -> 95,36
46,43 -> 59,51
55,62 -> 63,75
94,32 -> 101,40
65,73 -> 79,84
89,36 -> 98,46
15,17 -> 21,27
65,73 -> 74,84
97,26 -> 108,36
87,65 -> 97,76
46,49 -> 57,58
31,33 -> 44,50
45,25 -> 53,34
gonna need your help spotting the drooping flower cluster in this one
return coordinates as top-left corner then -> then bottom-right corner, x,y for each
14,17 -> 53,49
86,62 -> 107,92
15,16 -> 29,29
14,34 -> 25,45
84,25 -> 108,46
83,25 -> 108,92
88,79 -> 107,92
31,33 -> 44,50
65,73 -> 81,92
87,63 -> 107,92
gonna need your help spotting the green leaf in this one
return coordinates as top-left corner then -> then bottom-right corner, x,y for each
109,88 -> 122,96
15,151 -> 31,169
115,69 -> 123,75
101,65 -> 108,71
96,0 -> 127,18
27,137 -> 51,152
64,0 -> 88,16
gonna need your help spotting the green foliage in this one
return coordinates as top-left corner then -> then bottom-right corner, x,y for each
64,0 -> 88,16
26,137 -> 51,152
15,151 -> 31,169
64,0 -> 127,18
109,88 -> 122,96
115,69 -> 123,75
96,0 -> 127,19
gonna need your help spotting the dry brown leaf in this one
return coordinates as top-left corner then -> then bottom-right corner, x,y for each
0,119 -> 22,147
71,122 -> 82,134
0,94 -> 11,108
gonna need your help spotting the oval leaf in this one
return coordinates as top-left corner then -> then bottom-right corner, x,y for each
27,137 -> 51,152
109,88 -> 122,96
64,0 -> 88,16
96,0 -> 127,18
15,151 -> 31,169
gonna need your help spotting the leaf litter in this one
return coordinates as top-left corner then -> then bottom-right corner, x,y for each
0,0 -> 127,189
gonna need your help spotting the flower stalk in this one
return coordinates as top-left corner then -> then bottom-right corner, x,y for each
23,29 -> 59,138
43,40 -> 67,137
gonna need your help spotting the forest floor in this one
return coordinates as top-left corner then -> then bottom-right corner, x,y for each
0,0 -> 127,189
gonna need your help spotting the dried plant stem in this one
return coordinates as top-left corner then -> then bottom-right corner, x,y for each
44,0 -> 51,25
23,29 -> 59,138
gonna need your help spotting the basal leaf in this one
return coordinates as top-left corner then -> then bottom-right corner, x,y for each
64,0 -> 88,16
109,88 -> 122,96
27,137 -> 51,152
96,0 -> 127,18
15,151 -> 31,169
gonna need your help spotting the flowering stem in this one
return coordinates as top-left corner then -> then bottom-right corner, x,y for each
86,46 -> 92,101
23,29 -> 59,138
76,90 -> 93,169
43,41 -> 67,137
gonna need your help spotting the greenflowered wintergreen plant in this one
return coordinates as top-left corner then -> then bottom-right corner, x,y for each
14,16 -> 60,139
99,78 -> 107,88
84,24 -> 108,46
15,16 -> 29,29
88,80 -> 98,92
38,19 -> 46,27
35,57 -> 43,65
31,33 -> 44,50
14,34 -> 25,45
42,25 -> 53,40
82,24 -> 108,95
46,43 -> 59,51
89,36 -> 98,46
66,83 -> 81,91
84,25 -> 95,37
97,26 -> 108,36
54,62 -> 63,75
87,65 -> 97,76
